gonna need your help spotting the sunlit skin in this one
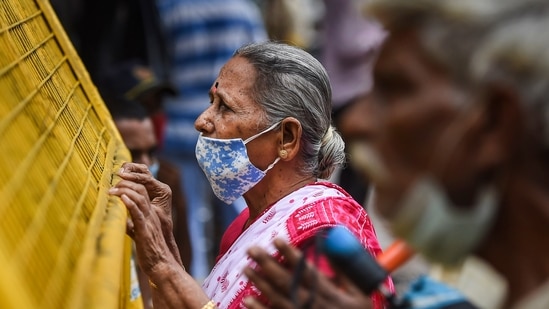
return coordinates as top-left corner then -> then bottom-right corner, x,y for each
194,56 -> 315,222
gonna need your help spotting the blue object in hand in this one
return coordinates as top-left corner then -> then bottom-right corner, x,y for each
320,225 -> 389,295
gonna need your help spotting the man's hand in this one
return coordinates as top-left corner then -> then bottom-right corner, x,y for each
243,238 -> 373,309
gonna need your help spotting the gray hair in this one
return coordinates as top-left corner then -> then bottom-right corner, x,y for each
234,41 -> 346,179
366,0 -> 549,148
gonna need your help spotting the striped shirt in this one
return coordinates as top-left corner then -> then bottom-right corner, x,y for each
156,0 -> 267,153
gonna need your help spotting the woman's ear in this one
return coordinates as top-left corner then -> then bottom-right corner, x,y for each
279,117 -> 301,161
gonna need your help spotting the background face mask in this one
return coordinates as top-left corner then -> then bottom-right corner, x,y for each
388,177 -> 498,265
195,123 -> 280,204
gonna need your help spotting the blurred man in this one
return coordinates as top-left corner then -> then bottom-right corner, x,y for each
367,1 -> 549,307
242,0 -> 549,308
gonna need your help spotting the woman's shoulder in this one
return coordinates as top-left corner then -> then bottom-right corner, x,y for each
285,182 -> 373,246
301,181 -> 365,211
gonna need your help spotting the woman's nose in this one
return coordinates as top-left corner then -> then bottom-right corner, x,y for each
194,108 -> 214,134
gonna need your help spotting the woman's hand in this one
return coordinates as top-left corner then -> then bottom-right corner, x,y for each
119,162 -> 184,265
243,238 -> 373,309
109,162 -> 181,272
110,162 -> 209,309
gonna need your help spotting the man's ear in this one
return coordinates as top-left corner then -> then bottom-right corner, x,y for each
278,117 -> 302,161
471,82 -> 523,169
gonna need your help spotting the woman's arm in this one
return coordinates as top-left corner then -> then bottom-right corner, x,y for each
110,162 -> 211,309
147,260 -> 210,309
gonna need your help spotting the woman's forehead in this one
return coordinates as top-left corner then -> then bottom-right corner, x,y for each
214,58 -> 258,106
217,56 -> 256,81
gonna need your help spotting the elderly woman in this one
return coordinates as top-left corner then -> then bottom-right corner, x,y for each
109,41 -> 388,309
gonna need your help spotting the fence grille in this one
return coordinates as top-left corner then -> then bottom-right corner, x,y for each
0,0 -> 133,308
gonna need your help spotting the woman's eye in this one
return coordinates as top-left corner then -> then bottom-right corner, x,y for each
209,96 -> 232,112
218,101 -> 231,112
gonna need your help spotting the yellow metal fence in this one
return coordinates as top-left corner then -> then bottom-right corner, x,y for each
0,0 -> 134,308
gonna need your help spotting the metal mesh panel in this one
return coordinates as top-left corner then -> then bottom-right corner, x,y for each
0,0 -> 133,308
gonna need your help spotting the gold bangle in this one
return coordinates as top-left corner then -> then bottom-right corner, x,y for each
148,278 -> 157,289
201,300 -> 217,309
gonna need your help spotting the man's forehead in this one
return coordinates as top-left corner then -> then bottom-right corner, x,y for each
374,32 -> 422,72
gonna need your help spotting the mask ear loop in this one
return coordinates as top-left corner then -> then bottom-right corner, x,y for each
244,121 -> 284,171
243,121 -> 282,144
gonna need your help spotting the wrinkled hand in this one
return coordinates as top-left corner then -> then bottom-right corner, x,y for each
109,162 -> 181,272
243,239 -> 373,309
121,162 -> 173,226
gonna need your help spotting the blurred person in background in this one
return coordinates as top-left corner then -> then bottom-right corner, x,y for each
366,0 -> 549,307
240,0 -> 549,308
154,0 -> 267,281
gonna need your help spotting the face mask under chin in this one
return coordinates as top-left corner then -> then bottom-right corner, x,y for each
386,177 -> 499,265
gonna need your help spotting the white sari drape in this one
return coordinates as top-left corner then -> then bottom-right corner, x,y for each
202,184 -> 346,308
